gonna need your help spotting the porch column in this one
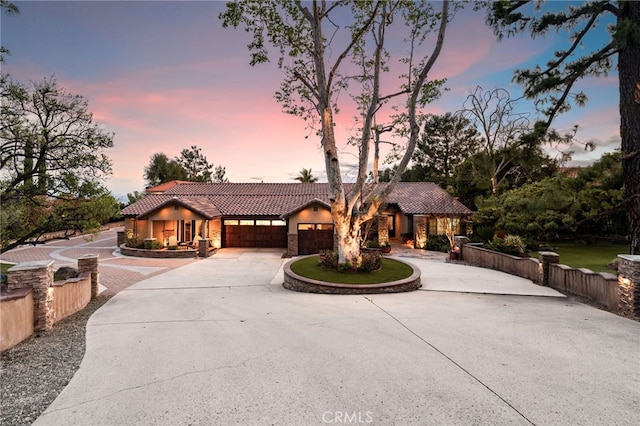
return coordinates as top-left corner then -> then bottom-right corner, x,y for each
413,215 -> 427,249
377,215 -> 389,245
618,255 -> 640,317
201,219 -> 208,238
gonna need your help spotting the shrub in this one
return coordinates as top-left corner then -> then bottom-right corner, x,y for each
475,225 -> 495,243
318,250 -> 338,270
125,237 -> 143,249
168,245 -> 179,250
360,251 -> 382,272
337,262 -> 352,273
487,235 -> 526,256
54,266 -> 78,281
144,240 -> 164,250
318,250 -> 382,273
364,240 -> 380,248
426,234 -> 449,252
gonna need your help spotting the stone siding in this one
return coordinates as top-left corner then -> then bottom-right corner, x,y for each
287,234 -> 299,257
119,245 -> 197,259
282,257 -> 421,294
618,255 -> 640,317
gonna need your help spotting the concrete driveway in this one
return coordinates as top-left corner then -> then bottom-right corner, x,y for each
35,249 -> 640,425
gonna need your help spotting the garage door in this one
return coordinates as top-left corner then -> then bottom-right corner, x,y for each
298,224 -> 334,255
223,219 -> 287,248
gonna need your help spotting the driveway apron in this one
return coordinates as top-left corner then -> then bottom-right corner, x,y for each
35,249 -> 640,426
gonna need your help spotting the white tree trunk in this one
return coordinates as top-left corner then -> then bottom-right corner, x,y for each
334,215 -> 362,265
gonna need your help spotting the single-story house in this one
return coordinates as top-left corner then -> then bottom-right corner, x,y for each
121,181 -> 472,256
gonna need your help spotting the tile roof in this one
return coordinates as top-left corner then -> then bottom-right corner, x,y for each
122,182 -> 471,218
121,196 -> 221,219
145,180 -> 191,193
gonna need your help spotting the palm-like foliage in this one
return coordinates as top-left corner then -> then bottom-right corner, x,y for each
294,168 -> 318,183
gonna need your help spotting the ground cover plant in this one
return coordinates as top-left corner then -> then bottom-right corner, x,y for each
291,255 -> 413,285
533,241 -> 627,273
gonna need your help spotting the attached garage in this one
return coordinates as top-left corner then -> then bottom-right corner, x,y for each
297,224 -> 334,255
223,219 -> 287,248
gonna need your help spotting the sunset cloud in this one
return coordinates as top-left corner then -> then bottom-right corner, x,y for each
3,1 -> 620,196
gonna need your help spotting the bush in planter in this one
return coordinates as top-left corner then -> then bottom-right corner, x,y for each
125,237 -> 143,249
317,250 -> 382,273
144,240 -> 164,250
318,250 -> 338,270
337,261 -> 353,273
364,240 -> 380,248
426,234 -> 449,252
360,251 -> 382,272
487,235 -> 526,256
475,225 -> 495,243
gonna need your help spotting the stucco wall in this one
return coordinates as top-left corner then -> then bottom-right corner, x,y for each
287,206 -> 333,234
209,217 -> 222,248
126,218 -> 149,240
148,206 -> 204,221
0,289 -> 34,352
52,273 -> 92,323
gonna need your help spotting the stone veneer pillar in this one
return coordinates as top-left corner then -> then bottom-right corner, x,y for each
287,234 -> 299,256
377,215 -> 389,245
117,231 -> 125,247
8,260 -> 54,332
617,255 -> 640,317
78,254 -> 99,299
454,236 -> 469,260
199,238 -> 211,258
538,251 -> 560,287
413,216 -> 427,249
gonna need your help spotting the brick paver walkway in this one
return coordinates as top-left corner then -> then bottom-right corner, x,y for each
0,227 -> 197,297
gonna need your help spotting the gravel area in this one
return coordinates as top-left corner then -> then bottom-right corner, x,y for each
0,294 -> 111,425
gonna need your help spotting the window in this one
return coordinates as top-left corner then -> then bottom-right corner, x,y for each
239,219 -> 254,226
224,220 -> 239,226
271,220 -> 286,226
298,223 -> 333,231
429,217 -> 460,235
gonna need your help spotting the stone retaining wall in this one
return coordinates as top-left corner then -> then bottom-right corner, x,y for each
1,256 -> 100,352
119,245 -> 198,259
461,243 -> 539,283
458,240 -> 635,315
283,257 -> 421,294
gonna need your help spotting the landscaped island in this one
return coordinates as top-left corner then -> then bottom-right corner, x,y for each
283,255 -> 421,294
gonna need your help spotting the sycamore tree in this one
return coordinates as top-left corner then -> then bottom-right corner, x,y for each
221,0 -> 451,264
461,86 -> 534,194
0,76 -> 118,253
487,0 -> 640,254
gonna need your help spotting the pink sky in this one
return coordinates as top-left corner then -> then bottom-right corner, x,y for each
3,1 -> 620,197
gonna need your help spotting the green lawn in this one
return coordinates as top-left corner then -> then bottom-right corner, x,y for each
533,241 -> 628,273
290,256 -> 413,284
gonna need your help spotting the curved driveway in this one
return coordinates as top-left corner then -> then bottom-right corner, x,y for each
32,248 -> 640,425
